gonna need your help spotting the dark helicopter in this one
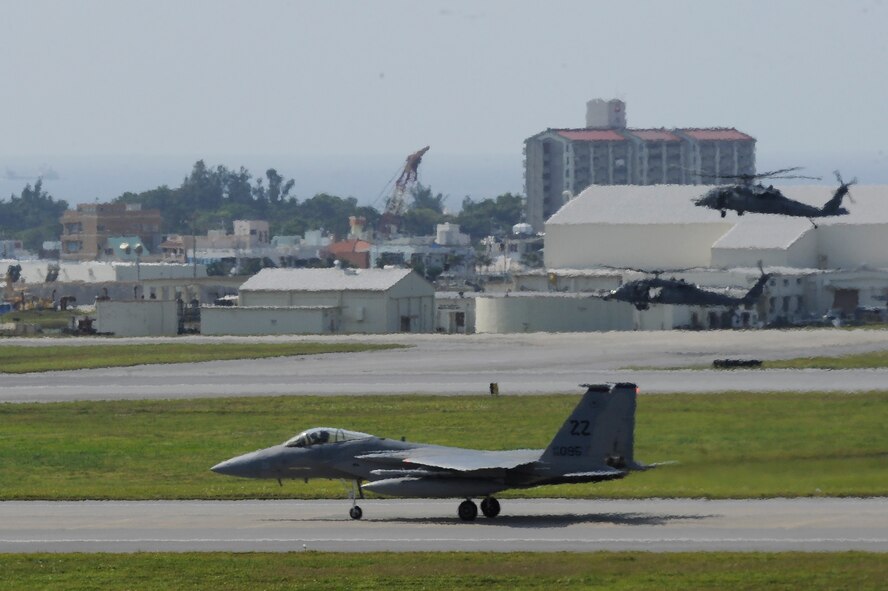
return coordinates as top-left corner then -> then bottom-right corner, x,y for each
694,169 -> 856,227
600,266 -> 771,311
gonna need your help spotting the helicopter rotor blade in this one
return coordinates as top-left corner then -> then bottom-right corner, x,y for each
834,170 -> 858,203
766,174 -> 822,181
697,166 -> 808,183
755,166 -> 804,178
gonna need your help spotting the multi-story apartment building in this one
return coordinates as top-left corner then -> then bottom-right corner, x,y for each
524,99 -> 756,231
60,203 -> 163,261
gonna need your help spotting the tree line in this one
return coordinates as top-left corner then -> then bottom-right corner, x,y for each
1,160 -> 526,252
0,180 -> 68,252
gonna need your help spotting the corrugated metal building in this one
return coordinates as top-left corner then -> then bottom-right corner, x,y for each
545,184 -> 888,271
202,267 -> 435,335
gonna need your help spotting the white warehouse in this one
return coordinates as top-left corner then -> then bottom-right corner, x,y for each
544,184 -> 888,271
506,182 -> 888,330
202,267 -> 435,335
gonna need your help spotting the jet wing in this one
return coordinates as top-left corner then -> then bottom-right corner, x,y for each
356,447 -> 541,472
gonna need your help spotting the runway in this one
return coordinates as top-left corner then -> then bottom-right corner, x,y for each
3,332 -> 887,555
4,330 -> 888,402
1,498 -> 886,553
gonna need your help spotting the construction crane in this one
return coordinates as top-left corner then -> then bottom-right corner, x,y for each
379,146 -> 429,236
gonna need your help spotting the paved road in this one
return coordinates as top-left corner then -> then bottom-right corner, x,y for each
1,498 -> 885,553
4,330 -> 888,402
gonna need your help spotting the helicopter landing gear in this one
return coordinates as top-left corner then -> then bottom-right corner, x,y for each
480,497 -> 500,518
458,499 -> 478,521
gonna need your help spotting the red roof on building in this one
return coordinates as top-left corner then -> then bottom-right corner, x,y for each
679,128 -> 754,141
557,129 -> 626,142
629,129 -> 681,142
551,127 -> 754,143
328,239 -> 371,254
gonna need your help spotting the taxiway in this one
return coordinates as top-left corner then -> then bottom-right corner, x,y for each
4,330 -> 888,402
1,498 -> 885,553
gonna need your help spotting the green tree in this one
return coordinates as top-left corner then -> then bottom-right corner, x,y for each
181,160 -> 224,210
401,207 -> 451,236
410,183 -> 446,214
456,193 -> 524,240
224,167 -> 253,204
400,184 -> 452,235
0,180 -> 68,251
295,193 -> 361,238
265,168 -> 295,204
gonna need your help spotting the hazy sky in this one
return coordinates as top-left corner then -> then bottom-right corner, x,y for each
2,0 -> 886,169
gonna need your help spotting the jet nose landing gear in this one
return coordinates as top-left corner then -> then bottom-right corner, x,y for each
345,479 -> 363,520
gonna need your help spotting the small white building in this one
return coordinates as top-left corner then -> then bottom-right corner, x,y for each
95,299 -> 180,336
473,291 -> 739,333
434,291 -> 476,334
3,260 -> 207,283
202,267 -> 435,335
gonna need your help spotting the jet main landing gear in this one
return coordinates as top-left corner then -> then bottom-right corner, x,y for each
458,497 -> 500,521
458,499 -> 478,521
480,497 -> 500,518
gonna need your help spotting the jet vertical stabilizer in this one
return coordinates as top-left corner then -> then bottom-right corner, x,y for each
540,382 -> 638,471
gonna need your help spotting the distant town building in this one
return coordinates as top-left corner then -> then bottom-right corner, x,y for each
328,238 -> 372,269
60,203 -> 163,261
0,239 -> 32,260
523,98 -> 756,231
161,221 -> 332,268
370,223 -> 475,280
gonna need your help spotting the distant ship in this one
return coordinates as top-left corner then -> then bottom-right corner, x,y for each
4,165 -> 60,181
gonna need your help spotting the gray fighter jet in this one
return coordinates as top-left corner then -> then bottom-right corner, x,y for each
211,383 -> 659,521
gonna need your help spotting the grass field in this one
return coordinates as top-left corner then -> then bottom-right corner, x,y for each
763,349 -> 888,369
0,342 -> 403,373
634,348 -> 888,370
0,552 -> 884,590
0,392 -> 885,500
0,308 -> 74,330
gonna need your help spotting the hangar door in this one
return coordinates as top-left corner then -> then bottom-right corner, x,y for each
832,289 -> 859,315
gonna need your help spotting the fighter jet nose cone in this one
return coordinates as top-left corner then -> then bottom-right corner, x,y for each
210,449 -> 275,478
210,459 -> 233,474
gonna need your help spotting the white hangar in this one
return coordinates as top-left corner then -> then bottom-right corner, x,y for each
475,183 -> 888,333
202,267 -> 435,335
544,184 -> 888,271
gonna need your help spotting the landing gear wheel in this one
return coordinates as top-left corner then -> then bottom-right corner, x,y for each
480,497 -> 500,518
458,499 -> 478,521
720,210 -> 727,218
349,505 -> 363,520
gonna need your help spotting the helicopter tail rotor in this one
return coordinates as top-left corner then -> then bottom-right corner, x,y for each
834,170 -> 857,203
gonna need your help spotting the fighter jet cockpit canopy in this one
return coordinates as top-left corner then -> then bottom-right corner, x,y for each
284,427 -> 373,448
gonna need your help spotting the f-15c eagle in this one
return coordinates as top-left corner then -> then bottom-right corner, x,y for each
211,383 -> 660,521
